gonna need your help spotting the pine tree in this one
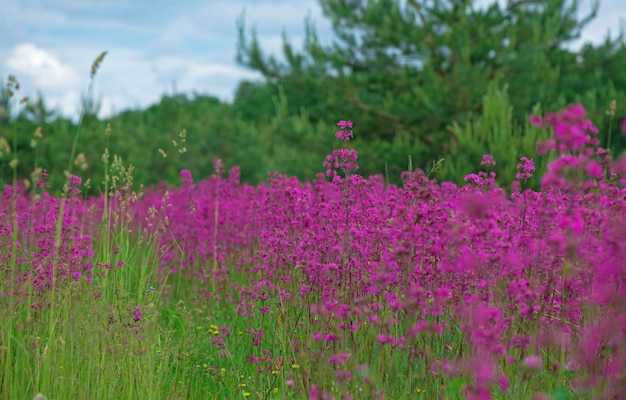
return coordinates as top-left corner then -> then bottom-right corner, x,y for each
236,0 -> 625,178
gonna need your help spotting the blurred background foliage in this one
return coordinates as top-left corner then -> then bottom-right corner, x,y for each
1,0 -> 625,193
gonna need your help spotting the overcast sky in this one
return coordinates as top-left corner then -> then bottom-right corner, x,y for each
1,0 -> 624,120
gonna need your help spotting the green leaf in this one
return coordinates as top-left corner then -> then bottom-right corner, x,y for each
551,387 -> 573,400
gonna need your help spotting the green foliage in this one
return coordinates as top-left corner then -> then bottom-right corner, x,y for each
236,0 -> 626,181
441,81 -> 553,188
2,80 -> 625,193
2,0 -> 626,191
0,90 -> 343,192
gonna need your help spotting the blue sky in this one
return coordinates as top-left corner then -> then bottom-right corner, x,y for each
1,0 -> 624,120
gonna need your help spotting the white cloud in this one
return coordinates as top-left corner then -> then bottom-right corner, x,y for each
6,43 -> 82,92
0,0 -> 327,120
3,43 -> 88,117
149,55 -> 261,103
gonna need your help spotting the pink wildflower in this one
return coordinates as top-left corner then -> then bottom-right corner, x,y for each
523,355 -> 543,370
335,120 -> 354,141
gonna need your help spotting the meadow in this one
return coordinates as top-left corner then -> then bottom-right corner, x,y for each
1,75 -> 626,399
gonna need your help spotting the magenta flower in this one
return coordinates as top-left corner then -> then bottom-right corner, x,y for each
586,160 -> 603,179
481,154 -> 496,167
561,103 -> 586,121
523,355 -> 543,370
35,168 -> 49,188
516,157 -> 535,181
335,120 -> 354,141
180,169 -> 193,186
131,306 -> 144,322
68,174 -> 82,186
327,352 -> 350,364
529,114 -> 543,127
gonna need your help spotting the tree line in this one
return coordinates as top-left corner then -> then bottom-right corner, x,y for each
1,0 -> 625,194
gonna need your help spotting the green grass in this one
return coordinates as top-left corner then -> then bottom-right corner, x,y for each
0,245 -> 583,399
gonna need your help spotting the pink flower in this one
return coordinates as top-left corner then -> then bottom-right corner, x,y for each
377,334 -> 395,345
498,375 -> 509,392
180,169 -> 193,186
309,385 -> 319,399
131,306 -> 144,322
327,352 -> 350,364
562,103 -> 586,121
324,333 -> 340,343
68,174 -> 82,186
516,157 -> 535,181
529,115 -> 543,126
586,160 -> 603,179
565,359 -> 580,372
464,173 -> 482,185
337,120 -> 353,130
35,169 -> 49,188
481,154 -> 496,167
335,120 -> 354,141
523,355 -> 543,370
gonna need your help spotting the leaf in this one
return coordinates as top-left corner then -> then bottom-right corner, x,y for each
550,387 -> 573,400
445,376 -> 465,396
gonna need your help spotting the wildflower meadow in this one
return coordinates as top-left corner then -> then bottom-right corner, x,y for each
1,64 -> 626,400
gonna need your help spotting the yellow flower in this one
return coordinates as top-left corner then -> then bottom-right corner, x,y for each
243,393 -> 250,397
291,364 -> 300,370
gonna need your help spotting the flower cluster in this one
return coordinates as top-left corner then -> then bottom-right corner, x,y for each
335,120 -> 354,141
323,121 -> 359,180
516,157 -> 535,181
532,103 -> 600,154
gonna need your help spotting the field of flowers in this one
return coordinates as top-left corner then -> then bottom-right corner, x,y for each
1,104 -> 625,399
